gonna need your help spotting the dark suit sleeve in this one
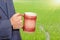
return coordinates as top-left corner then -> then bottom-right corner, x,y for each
6,0 -> 15,18
0,0 -> 15,39
0,20 -> 12,39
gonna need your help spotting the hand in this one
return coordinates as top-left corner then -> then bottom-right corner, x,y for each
10,13 -> 23,29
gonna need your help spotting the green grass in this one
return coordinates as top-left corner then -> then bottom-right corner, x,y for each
13,1 -> 60,40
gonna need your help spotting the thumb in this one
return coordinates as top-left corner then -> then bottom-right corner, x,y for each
13,13 -> 20,17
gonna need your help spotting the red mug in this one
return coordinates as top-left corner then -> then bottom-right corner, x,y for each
21,12 -> 37,32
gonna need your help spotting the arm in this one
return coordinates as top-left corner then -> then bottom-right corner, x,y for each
0,0 -> 15,39
0,20 -> 12,39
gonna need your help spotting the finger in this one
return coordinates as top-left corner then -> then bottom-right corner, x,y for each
17,20 -> 23,28
13,14 -> 23,21
17,16 -> 22,20
18,23 -> 23,28
15,16 -> 22,22
15,18 -> 22,23
16,13 -> 24,17
17,20 -> 23,24
13,13 -> 20,17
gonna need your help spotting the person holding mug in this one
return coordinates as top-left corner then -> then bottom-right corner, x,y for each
0,0 -> 23,40
0,0 -> 37,40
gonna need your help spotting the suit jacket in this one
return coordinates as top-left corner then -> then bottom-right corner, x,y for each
0,0 -> 21,40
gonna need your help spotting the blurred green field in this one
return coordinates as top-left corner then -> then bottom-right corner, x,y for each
13,0 -> 60,40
